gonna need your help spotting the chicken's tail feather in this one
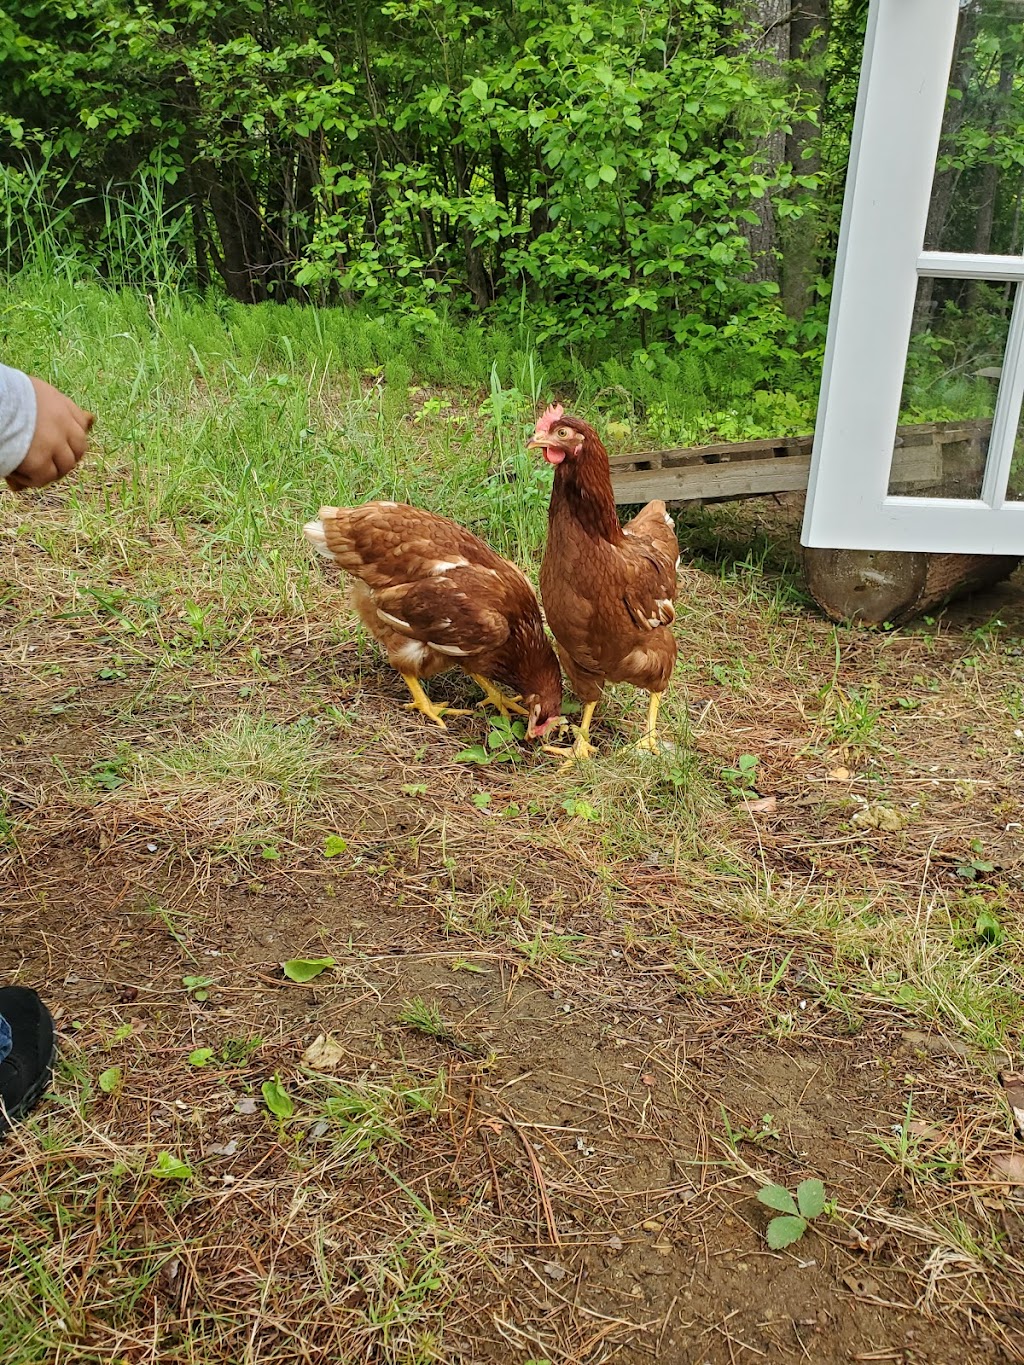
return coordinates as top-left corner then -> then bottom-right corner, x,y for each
303,517 -> 336,561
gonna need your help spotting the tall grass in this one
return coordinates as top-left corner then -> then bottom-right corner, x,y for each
0,269 -> 826,615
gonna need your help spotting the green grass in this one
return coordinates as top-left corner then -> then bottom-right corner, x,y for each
4,271 -> 1024,1361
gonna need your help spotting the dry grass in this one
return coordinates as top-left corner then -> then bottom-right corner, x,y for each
2,309 -> 1024,1360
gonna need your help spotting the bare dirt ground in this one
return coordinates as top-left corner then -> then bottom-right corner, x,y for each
3,493 -> 1024,1364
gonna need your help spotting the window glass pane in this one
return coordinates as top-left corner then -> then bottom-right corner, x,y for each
889,277 -> 1014,498
924,2 -> 1024,255
1005,407 -> 1024,498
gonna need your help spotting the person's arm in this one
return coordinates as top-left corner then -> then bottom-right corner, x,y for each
0,364 -> 93,491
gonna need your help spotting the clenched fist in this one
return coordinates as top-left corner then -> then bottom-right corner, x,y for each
6,378 -> 94,492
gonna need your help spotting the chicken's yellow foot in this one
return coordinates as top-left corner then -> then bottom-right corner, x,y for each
544,700 -> 598,765
634,692 -> 663,754
400,674 -> 472,729
470,674 -> 529,719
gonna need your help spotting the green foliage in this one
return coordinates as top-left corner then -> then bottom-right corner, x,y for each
182,975 -> 213,1003
721,753 -> 760,801
262,1075 -> 295,1121
0,0 -> 831,350
757,1178 -> 827,1248
282,957 -> 336,983
149,1152 -> 193,1180
97,1066 -> 122,1095
456,715 -> 526,766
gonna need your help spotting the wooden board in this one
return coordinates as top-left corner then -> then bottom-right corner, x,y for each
608,420 -> 991,505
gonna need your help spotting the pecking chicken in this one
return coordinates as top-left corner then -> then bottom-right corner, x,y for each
527,406 -> 679,761
303,501 -> 564,740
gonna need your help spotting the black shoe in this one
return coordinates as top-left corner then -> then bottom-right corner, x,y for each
0,987 -> 56,1136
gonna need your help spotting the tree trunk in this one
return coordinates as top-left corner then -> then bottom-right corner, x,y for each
803,547 -> 1020,626
781,0 -> 828,319
744,0 -> 790,286
967,51 -> 1015,310
490,138 -> 511,289
451,144 -> 490,307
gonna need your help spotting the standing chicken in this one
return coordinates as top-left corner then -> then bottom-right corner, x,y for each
527,406 -> 679,760
304,502 -> 564,741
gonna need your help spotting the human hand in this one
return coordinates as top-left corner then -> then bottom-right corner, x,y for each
5,378 -> 94,491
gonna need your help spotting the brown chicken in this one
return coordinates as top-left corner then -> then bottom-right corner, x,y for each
527,406 -> 679,761
303,502 -> 564,740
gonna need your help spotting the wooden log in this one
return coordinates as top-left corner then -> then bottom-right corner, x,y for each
802,548 -> 1021,626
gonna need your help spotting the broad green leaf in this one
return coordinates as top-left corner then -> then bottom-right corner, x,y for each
976,909 -> 1004,945
262,1076 -> 295,1120
756,1183 -> 798,1215
98,1066 -> 122,1094
471,77 -> 488,100
188,1048 -> 215,1067
598,164 -> 617,183
150,1152 -> 192,1180
455,745 -> 489,765
282,957 -> 336,984
766,1214 -> 807,1249
323,835 -> 348,858
796,1178 -> 826,1219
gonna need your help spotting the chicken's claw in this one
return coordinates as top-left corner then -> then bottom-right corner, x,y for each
543,729 -> 598,767
400,674 -> 472,729
470,674 -> 529,719
633,692 -> 664,754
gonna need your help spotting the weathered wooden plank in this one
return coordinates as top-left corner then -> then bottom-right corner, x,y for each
612,458 -> 812,503
607,435 -> 812,474
606,419 -> 994,493
611,443 -> 943,504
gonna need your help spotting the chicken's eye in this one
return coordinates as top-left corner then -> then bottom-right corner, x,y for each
555,427 -> 572,438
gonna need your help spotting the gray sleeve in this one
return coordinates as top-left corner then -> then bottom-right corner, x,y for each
0,363 -> 37,478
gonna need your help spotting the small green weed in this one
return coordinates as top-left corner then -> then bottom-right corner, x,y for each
397,998 -> 483,1055
720,754 -> 759,801
182,974 -> 213,1003
456,715 -> 526,766
756,1178 -> 828,1248
956,841 -> 996,883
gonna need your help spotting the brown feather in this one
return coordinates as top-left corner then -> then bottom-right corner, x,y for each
305,503 -> 563,725
537,419 -> 679,704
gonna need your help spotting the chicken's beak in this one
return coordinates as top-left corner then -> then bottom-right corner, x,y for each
527,714 -> 566,741
527,436 -> 565,465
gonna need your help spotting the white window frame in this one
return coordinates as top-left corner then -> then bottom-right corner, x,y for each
802,0 -> 1024,555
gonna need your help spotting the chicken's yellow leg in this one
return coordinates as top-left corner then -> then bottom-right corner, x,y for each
400,674 -> 472,729
470,674 -> 529,719
545,700 -> 599,764
634,691 -> 663,753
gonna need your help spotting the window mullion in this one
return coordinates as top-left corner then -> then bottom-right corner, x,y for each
917,251 -> 1024,282
982,286 -> 1024,508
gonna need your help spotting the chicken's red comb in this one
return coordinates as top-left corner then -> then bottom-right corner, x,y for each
534,403 -> 564,435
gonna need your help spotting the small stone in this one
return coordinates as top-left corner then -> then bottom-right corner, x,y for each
206,1139 -> 238,1157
